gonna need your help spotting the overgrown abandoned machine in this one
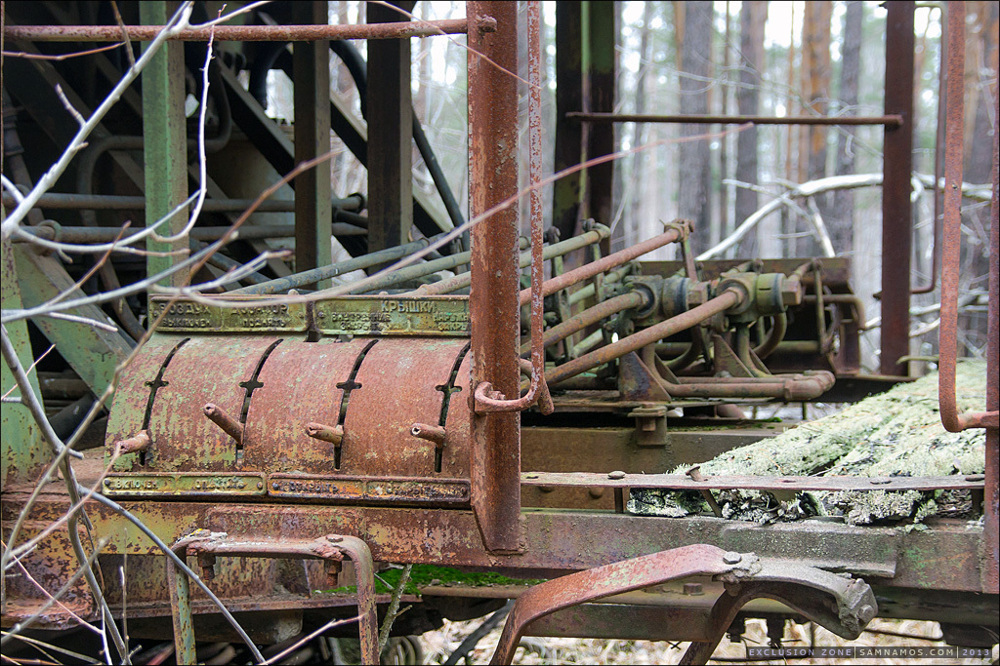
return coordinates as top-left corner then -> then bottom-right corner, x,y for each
1,1 -> 997,664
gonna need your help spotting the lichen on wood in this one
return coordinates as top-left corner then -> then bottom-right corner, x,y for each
628,361 -> 987,525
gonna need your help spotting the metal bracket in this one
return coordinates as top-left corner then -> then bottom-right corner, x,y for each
489,544 -> 876,665
166,532 -> 378,665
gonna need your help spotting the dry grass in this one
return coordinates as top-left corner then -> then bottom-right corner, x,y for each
419,617 -> 997,665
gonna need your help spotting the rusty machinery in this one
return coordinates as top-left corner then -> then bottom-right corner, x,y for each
1,1 -> 997,664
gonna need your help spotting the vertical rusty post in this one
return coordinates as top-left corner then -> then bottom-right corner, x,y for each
982,85 -> 999,595
939,3 -> 998,592
468,0 -> 521,553
367,1 -> 415,258
140,0 -> 187,288
879,1 -> 915,376
292,1 -> 333,287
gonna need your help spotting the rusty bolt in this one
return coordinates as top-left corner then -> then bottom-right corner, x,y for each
305,422 -> 344,446
115,430 -> 151,455
859,604 -> 876,623
410,423 -> 446,447
198,554 -> 217,581
683,582 -> 704,596
780,274 -> 804,307
608,470 -> 626,480
723,552 -> 742,565
685,466 -> 706,482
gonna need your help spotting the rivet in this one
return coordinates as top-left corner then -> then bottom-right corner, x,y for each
256,481 -> 264,490
326,535 -> 343,543
104,479 -> 111,486
723,551 -> 742,564
608,470 -> 626,480
965,474 -> 985,482
525,473 -> 539,479
588,487 -> 605,499
869,478 -> 891,485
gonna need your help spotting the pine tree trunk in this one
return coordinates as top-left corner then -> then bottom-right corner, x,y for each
831,0 -> 863,255
735,1 -> 767,256
677,1 -> 713,251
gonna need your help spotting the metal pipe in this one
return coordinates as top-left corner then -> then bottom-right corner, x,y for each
567,112 -> 904,127
566,266 -> 629,305
229,235 -> 440,295
546,288 -> 743,385
350,237 -> 528,294
414,226 -> 609,296
939,3 -> 998,432
518,222 -> 688,306
472,1 -> 550,416
1,192 -> 364,213
16,223 -> 362,244
3,17 -> 496,42
667,373 -> 835,401
520,290 -> 647,357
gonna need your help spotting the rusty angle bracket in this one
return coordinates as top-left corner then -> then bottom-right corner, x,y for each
489,544 -> 876,665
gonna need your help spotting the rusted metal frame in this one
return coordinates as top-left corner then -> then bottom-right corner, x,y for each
519,291 -> 648,357
568,112 -> 904,127
517,222 -> 688,307
472,1 -> 551,417
414,225 -> 610,296
367,1 -> 415,261
489,545 -> 751,664
519,471 -> 985,493
166,533 -> 377,665
23,494 -> 988,590
2,17 -> 495,42
879,1 -> 916,376
938,3 -> 1000,433
546,288 -> 743,385
467,0 -> 522,553
292,2 -> 333,289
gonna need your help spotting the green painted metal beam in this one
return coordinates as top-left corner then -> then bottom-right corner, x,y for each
140,1 -> 188,288
13,247 -> 132,401
1,240 -> 49,487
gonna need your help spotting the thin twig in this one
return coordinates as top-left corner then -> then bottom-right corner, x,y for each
378,564 -> 413,654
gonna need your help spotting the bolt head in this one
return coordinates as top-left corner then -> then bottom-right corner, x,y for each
683,582 -> 704,596
722,551 -> 742,565
326,535 -> 343,543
